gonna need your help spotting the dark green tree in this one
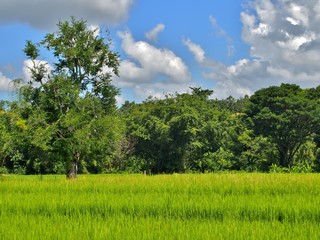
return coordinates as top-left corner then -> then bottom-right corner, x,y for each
0,101 -> 30,174
247,84 -> 320,167
123,89 -> 238,173
20,17 -> 121,178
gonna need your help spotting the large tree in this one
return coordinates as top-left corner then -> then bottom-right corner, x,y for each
123,88 -> 236,173
20,17 -> 121,178
247,84 -> 320,167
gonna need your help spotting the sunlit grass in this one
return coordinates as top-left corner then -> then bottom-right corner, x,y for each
1,173 -> 320,239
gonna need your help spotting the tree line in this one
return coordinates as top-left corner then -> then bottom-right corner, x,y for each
1,18 -> 320,177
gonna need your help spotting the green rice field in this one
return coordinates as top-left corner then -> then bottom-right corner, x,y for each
0,173 -> 320,239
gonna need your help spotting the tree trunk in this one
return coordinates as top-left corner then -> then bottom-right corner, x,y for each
279,147 -> 295,168
66,152 -> 79,179
279,148 -> 289,167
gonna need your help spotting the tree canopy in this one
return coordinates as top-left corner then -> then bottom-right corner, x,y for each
1,18 -> 320,175
247,84 -> 320,167
15,17 -> 121,178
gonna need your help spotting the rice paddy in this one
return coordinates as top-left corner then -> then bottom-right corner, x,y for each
0,173 -> 320,239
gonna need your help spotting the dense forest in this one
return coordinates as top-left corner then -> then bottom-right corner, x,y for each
1,18 -> 320,177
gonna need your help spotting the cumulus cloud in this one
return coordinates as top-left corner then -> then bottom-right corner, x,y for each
118,31 -> 190,82
145,24 -> 165,42
185,0 -> 320,98
182,38 -> 205,63
116,31 -> 191,100
0,0 -> 134,30
239,0 -> 320,85
0,72 -> 13,91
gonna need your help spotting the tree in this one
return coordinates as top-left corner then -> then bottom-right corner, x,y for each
20,17 -> 120,178
123,89 -> 238,173
247,84 -> 320,167
0,101 -> 31,174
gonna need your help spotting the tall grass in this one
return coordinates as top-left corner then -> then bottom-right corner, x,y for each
0,173 -> 320,239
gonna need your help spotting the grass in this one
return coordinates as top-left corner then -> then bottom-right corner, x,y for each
0,173 -> 320,239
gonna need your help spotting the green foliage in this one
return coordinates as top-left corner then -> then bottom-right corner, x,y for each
123,90 -> 234,173
248,84 -> 320,168
0,166 -> 8,174
11,150 -> 25,174
236,130 -> 277,171
196,148 -> 234,172
269,164 -> 290,173
15,17 -> 121,178
120,84 -> 320,174
42,17 -> 119,91
123,156 -> 149,173
24,40 -> 40,60
2,18 -> 320,175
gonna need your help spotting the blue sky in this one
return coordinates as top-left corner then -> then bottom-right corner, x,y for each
1,0 -> 320,104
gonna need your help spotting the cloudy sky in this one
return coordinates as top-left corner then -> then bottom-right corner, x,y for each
1,0 -> 320,103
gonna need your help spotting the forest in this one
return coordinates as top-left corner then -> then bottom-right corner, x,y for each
1,18 -> 320,178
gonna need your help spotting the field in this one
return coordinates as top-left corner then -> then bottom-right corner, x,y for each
0,173 -> 320,239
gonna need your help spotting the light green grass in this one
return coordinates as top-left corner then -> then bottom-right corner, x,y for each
1,173 -> 320,239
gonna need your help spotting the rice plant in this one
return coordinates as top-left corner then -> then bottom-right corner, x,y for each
0,173 -> 319,239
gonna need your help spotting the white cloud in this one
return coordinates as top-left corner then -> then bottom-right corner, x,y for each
133,82 -> 192,101
118,31 -> 190,82
209,15 -> 235,57
286,17 -> 300,26
23,59 -> 53,84
213,81 -> 252,99
255,0 -> 276,24
88,25 -> 100,37
240,0 -> 320,71
209,16 -> 228,38
277,32 -> 316,51
116,31 -> 191,101
288,3 -> 309,27
252,23 -> 271,36
0,0 -> 134,30
182,38 -> 205,63
145,24 -> 165,42
184,0 -> 320,99
315,2 -> 320,19
117,60 -> 151,87
115,95 -> 126,107
0,72 -> 12,91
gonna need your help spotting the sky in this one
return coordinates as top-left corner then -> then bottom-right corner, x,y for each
1,0 -> 320,104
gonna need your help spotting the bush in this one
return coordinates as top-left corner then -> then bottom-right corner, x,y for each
0,167 -> 9,174
124,156 -> 149,173
269,164 -> 290,173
